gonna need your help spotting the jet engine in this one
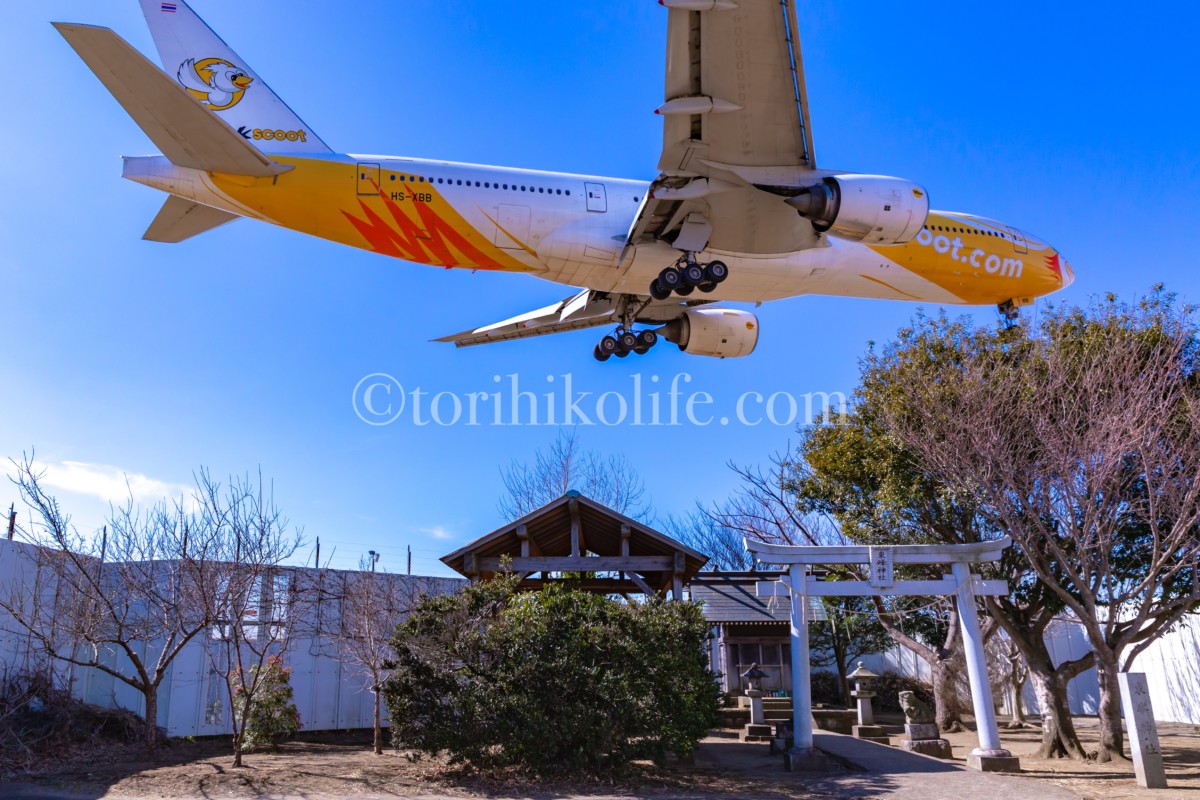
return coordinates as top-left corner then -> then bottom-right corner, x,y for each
786,174 -> 929,245
659,308 -> 759,358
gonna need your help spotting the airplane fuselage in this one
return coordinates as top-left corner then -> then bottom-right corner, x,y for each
124,153 -> 1071,308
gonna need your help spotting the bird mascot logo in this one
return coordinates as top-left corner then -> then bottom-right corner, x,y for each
176,57 -> 253,111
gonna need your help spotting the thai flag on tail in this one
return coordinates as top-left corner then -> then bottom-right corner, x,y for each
161,2 -> 177,11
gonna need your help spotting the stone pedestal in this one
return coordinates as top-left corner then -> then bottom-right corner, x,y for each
852,689 -> 876,726
900,723 -> 952,759
743,722 -> 774,742
747,689 -> 765,725
784,746 -> 832,772
967,749 -> 1022,773
852,724 -> 889,745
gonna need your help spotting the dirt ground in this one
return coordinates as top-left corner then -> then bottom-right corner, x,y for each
935,714 -> 1200,800
3,715 -> 1199,799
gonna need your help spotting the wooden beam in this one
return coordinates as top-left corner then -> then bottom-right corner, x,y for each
516,524 -> 530,558
627,571 -> 657,596
463,552 -> 479,580
620,524 -> 631,557
478,556 -> 674,572
517,578 -> 654,593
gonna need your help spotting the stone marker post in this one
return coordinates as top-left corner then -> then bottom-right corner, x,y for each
1118,672 -> 1168,789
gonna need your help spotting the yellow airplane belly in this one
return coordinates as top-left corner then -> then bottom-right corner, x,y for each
210,157 -> 537,273
868,214 -> 1065,305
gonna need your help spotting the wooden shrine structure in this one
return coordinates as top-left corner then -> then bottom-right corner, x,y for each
441,491 -> 708,599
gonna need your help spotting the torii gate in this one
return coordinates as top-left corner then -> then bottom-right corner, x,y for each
745,536 -> 1019,772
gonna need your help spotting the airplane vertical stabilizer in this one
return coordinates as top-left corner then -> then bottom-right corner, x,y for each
139,0 -> 332,155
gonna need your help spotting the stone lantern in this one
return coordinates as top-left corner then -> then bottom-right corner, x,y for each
847,661 -> 888,744
740,663 -> 773,742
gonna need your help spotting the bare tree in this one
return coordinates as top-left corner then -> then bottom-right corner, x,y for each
202,472 -> 305,767
498,429 -> 649,520
334,563 -> 434,755
0,455 -> 224,749
882,293 -> 1200,762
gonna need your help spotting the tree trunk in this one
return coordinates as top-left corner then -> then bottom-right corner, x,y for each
931,655 -> 964,733
834,649 -> 852,707
1094,650 -> 1129,763
1027,664 -> 1088,759
143,687 -> 159,751
373,690 -> 383,755
1007,668 -> 1031,728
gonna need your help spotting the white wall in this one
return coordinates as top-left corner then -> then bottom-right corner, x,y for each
0,538 -> 465,737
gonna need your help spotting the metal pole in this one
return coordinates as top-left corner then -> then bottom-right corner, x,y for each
951,561 -> 1007,756
789,563 -> 813,751
6,504 -> 14,540
407,545 -> 411,576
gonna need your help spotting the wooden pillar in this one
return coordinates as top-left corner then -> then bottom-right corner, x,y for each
516,524 -> 529,557
672,551 -> 685,601
569,499 -> 581,558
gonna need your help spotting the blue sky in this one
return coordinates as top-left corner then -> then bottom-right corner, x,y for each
1,1 -> 1196,577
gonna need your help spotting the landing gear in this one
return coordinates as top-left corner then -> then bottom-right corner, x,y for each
998,299 -> 1021,328
593,325 -> 660,362
648,257 -> 728,300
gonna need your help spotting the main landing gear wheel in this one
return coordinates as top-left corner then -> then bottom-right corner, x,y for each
652,258 -> 730,300
704,261 -> 729,283
649,279 -> 672,301
998,299 -> 1021,328
593,326 -> 660,362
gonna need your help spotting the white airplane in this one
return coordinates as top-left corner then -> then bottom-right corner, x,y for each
55,0 -> 1073,362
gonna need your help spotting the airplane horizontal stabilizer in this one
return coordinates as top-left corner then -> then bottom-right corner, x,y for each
52,23 -> 288,178
143,196 -> 238,243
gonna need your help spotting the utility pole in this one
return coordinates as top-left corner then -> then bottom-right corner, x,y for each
407,545 -> 411,576
368,550 -> 379,572
6,504 -> 14,540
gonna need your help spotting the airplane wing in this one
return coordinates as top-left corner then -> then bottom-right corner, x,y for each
435,289 -> 709,348
627,0 -> 820,255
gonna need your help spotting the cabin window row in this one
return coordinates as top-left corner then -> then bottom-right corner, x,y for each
923,224 -> 1012,239
386,174 -> 570,196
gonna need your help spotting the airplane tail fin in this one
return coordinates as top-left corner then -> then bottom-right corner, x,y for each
138,0 -> 332,155
54,22 -> 288,177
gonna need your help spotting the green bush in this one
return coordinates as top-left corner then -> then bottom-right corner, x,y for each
382,576 -> 721,775
235,656 -> 301,751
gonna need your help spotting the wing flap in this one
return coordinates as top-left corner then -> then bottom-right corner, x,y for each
53,23 -> 288,177
435,290 -> 617,348
143,196 -> 238,243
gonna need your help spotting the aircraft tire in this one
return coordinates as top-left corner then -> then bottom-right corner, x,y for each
599,335 -> 620,356
659,267 -> 682,291
593,345 -> 611,362
698,281 -> 717,293
637,329 -> 658,349
682,263 -> 705,287
676,285 -> 694,297
705,261 -> 729,283
649,279 -> 672,301
619,331 -> 639,351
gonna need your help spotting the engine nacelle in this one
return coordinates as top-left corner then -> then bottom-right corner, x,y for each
659,308 -> 759,358
786,174 -> 929,245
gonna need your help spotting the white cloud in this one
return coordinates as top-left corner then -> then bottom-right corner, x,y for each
38,461 -> 192,507
421,525 -> 455,541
